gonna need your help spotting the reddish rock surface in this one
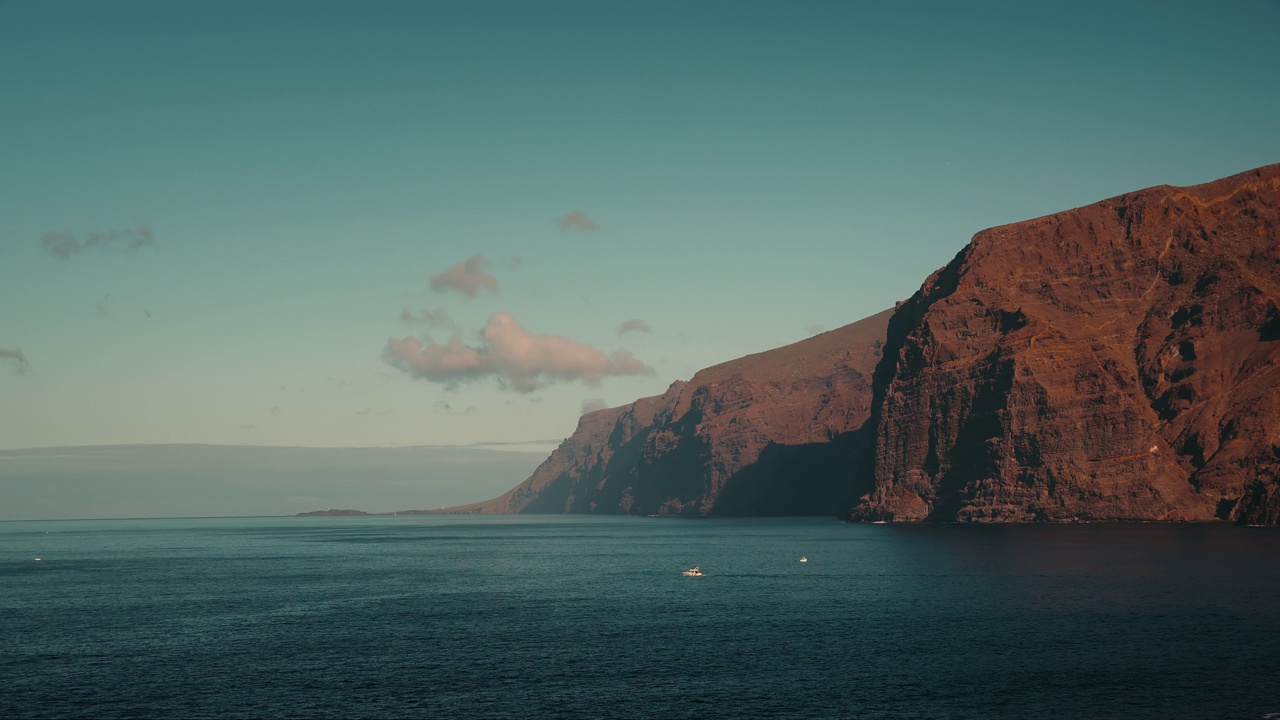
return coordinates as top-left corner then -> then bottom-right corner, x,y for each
448,309 -> 893,516
852,163 -> 1280,523
454,163 -> 1280,523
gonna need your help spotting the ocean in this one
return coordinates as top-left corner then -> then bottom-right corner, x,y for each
3,516 -> 1278,719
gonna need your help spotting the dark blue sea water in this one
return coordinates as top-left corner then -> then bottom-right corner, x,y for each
3,516 -> 1278,719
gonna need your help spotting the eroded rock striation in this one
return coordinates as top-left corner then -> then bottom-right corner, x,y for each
853,163 -> 1280,523
459,163 -> 1280,523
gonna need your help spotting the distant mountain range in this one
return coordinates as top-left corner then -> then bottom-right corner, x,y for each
443,163 -> 1280,524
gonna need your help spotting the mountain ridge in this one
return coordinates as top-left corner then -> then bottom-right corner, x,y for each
442,163 -> 1280,523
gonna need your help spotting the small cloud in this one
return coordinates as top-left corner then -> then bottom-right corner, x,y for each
355,407 -> 371,417
429,254 -> 499,297
400,307 -> 456,330
506,255 -> 522,268
41,232 -> 80,259
95,294 -> 112,318
805,324 -> 826,336
384,312 -> 653,392
269,406 -> 281,415
558,211 -> 597,232
435,401 -> 477,415
1,348 -> 30,374
617,319 -> 652,336
40,225 -> 155,260
134,225 -> 155,249
581,398 -> 608,415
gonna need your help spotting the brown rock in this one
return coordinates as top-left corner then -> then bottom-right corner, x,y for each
851,163 -> 1280,523
450,309 -> 893,516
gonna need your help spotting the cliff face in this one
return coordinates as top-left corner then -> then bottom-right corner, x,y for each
460,163 -> 1280,523
851,164 -> 1280,523
455,309 -> 893,516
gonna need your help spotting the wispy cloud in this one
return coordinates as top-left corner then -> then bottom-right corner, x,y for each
41,232 -> 79,260
1,348 -> 30,374
435,400 -> 478,415
617,319 -> 651,336
400,307 -> 457,330
384,312 -> 652,392
581,398 -> 608,415
40,225 -> 155,260
429,255 -> 499,297
805,324 -> 826,336
558,211 -> 597,232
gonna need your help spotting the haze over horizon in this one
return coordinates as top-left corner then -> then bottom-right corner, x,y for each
3,0 -> 1279,454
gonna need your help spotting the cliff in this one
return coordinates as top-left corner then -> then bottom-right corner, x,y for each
852,163 -> 1280,523
456,163 -> 1280,523
449,308 -> 893,516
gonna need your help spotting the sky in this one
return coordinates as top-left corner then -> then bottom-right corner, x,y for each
2,0 -> 1278,453
0,445 -> 546,519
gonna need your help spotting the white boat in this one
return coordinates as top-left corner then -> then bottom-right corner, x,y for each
682,566 -> 703,577
799,556 -> 808,563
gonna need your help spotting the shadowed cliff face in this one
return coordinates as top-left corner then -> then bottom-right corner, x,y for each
451,309 -> 893,516
455,163 -> 1280,523
851,163 -> 1280,523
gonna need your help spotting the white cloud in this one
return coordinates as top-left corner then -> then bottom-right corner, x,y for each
558,211 -> 597,232
384,313 -> 652,392
429,255 -> 499,297
617,318 -> 652,336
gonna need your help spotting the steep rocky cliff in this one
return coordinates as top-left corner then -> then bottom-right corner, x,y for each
456,163 -> 1279,523
852,163 -> 1280,523
451,309 -> 893,516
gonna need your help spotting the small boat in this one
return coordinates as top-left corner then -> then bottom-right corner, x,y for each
682,566 -> 703,577
799,556 -> 808,563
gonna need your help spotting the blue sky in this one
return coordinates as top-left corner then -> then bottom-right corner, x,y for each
2,0 -> 1278,452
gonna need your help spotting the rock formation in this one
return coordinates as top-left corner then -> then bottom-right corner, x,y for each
455,163 -> 1280,523
450,309 -> 893,516
852,163 -> 1280,523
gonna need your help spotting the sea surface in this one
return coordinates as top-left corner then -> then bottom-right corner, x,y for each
2,516 -> 1278,719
